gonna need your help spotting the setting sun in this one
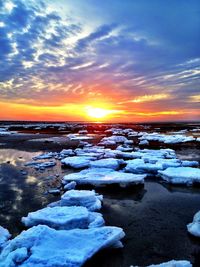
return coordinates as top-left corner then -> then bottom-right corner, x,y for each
86,106 -> 113,119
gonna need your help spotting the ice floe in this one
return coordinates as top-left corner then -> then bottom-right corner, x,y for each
0,226 -> 11,250
100,135 -> 129,145
60,149 -> 75,157
187,210 -> 200,237
64,181 -> 77,190
63,168 -> 145,187
25,160 -> 56,170
50,190 -> 103,211
139,132 -> 195,144
90,158 -> 124,170
123,148 -> 199,176
22,206 -> 104,230
0,130 -> 12,136
138,148 -> 177,159
125,158 -> 163,174
147,259 -> 192,267
116,145 -> 133,152
61,156 -> 94,169
33,152 -> 56,160
48,188 -> 60,194
0,225 -> 125,267
139,139 -> 149,145
158,167 -> 200,185
67,134 -> 94,141
78,130 -> 88,134
115,148 -> 176,161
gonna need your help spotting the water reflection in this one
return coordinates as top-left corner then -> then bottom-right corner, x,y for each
1,147 -> 200,266
85,182 -> 200,267
0,149 -> 64,236
160,182 -> 200,194
26,175 -> 37,184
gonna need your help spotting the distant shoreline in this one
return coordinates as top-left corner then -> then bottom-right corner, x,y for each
0,120 -> 200,124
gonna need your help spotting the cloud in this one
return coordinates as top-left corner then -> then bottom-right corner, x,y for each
190,95 -> 200,103
0,0 -> 199,121
118,94 -> 171,104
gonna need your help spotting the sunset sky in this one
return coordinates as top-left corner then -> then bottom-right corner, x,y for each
0,0 -> 199,122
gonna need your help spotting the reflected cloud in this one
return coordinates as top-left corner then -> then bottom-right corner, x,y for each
26,175 -> 37,184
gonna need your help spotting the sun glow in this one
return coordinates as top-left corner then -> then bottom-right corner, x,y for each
86,106 -> 113,119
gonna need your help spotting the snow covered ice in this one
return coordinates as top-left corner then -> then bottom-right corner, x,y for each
125,158 -> 163,174
22,206 -> 104,230
64,181 -> 77,190
33,152 -> 56,160
125,157 -> 198,175
63,168 -> 145,187
147,259 -> 192,267
187,210 -> 200,237
24,160 -> 56,169
139,132 -> 195,144
60,149 -> 75,157
100,135 -> 129,145
61,156 -> 94,168
89,158 -> 124,170
158,167 -> 200,185
67,133 -> 94,141
139,139 -> 149,145
50,190 -> 103,211
0,225 -> 125,267
0,226 -> 11,250
116,145 -> 133,152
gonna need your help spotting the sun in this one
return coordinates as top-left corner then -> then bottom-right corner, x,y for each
86,106 -> 112,119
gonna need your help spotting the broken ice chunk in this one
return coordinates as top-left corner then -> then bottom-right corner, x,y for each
0,225 -> 125,267
158,167 -> 200,185
187,210 -> 200,237
22,206 -> 104,230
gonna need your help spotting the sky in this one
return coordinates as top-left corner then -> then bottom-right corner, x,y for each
0,0 -> 199,122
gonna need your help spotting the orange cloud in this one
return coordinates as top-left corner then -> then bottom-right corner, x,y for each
118,94 -> 171,104
190,95 -> 200,102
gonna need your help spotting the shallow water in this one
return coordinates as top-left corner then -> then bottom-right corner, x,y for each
0,149 -> 66,236
1,148 -> 200,266
0,125 -> 200,266
85,182 -> 200,267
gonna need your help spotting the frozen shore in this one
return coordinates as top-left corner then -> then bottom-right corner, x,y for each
0,122 -> 200,266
